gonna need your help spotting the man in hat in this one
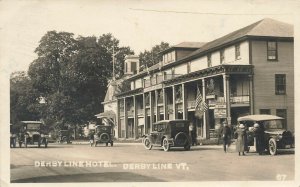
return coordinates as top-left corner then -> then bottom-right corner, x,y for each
253,123 -> 265,155
220,121 -> 231,153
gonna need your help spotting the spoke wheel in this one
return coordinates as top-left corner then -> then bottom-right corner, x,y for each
268,138 -> 277,155
143,137 -> 152,150
162,138 -> 170,152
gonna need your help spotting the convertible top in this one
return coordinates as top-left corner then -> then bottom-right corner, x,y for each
238,115 -> 283,122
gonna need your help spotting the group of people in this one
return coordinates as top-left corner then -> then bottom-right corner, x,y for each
220,121 -> 265,156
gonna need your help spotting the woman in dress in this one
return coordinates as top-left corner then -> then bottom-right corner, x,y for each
235,124 -> 247,156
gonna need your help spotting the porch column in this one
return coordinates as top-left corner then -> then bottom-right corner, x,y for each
116,99 -> 120,139
202,79 -> 208,139
249,74 -> 254,114
149,91 -> 153,132
133,95 -> 138,139
182,83 -> 187,120
124,97 -> 128,138
223,74 -> 231,126
143,93 -> 146,135
172,85 -> 176,120
163,88 -> 168,120
155,90 -> 159,121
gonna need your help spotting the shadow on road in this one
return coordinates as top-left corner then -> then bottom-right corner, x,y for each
11,172 -> 166,183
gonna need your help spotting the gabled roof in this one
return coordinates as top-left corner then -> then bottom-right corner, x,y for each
173,42 -> 206,48
160,42 -> 206,54
186,18 -> 293,58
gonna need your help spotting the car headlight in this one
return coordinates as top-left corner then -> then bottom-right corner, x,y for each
41,134 -> 45,138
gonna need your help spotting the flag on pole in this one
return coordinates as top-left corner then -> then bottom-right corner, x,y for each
195,85 -> 208,118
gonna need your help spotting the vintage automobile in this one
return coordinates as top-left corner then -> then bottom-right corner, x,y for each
237,114 -> 294,155
143,120 -> 192,152
91,125 -> 114,147
58,129 -> 72,144
19,121 -> 48,148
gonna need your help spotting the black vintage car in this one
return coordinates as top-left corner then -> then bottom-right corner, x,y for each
238,115 -> 294,155
19,121 -> 48,148
91,125 -> 114,147
143,120 -> 192,152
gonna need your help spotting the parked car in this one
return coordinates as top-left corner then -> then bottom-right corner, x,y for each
91,125 -> 114,147
143,120 -> 192,152
19,121 -> 48,148
58,129 -> 72,143
237,114 -> 294,155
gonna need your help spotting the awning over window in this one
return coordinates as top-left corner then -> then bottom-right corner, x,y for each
95,110 -> 116,119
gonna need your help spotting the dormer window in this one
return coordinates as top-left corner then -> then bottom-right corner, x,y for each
163,51 -> 176,64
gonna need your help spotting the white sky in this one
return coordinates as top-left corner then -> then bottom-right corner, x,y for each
0,0 -> 298,74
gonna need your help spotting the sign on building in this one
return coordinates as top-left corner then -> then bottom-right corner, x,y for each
214,103 -> 227,118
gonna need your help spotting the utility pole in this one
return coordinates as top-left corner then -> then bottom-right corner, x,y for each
112,46 -> 115,80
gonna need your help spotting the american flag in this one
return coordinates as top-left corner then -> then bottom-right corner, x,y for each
195,86 -> 208,118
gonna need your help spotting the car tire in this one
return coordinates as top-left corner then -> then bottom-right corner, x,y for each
100,133 -> 109,143
19,142 -> 22,148
143,137 -> 152,150
111,142 -> 113,147
268,138 -> 277,155
45,140 -> 48,148
94,142 -> 97,147
162,138 -> 170,152
106,143 -> 108,146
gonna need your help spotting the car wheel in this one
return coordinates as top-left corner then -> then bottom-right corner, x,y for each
62,137 -> 67,143
19,142 -> 22,148
268,138 -> 277,155
13,139 -> 16,148
38,142 -> 41,148
45,140 -> 48,148
162,138 -> 170,152
106,143 -> 108,146
111,142 -> 113,147
184,144 -> 191,151
94,142 -> 97,147
143,137 -> 152,150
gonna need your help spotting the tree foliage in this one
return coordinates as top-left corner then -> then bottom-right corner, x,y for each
11,31 -> 134,128
139,42 -> 169,70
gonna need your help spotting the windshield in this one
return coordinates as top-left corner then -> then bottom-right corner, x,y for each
26,123 -> 41,130
263,120 -> 283,129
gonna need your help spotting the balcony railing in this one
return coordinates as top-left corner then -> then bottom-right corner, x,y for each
187,100 -> 196,109
164,74 -> 182,81
137,108 -> 144,115
218,96 -> 250,104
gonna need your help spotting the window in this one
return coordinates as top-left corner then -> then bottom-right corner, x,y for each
275,74 -> 286,95
276,109 -> 287,129
187,62 -> 191,73
207,54 -> 212,67
267,41 -> 277,60
235,44 -> 241,60
260,109 -> 271,114
171,68 -> 175,78
131,62 -> 137,74
220,49 -> 225,64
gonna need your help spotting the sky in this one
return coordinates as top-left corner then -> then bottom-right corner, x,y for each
0,0 -> 298,75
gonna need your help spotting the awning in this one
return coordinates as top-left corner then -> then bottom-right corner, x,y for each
95,110 -> 116,119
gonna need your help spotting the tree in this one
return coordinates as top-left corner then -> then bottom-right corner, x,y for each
139,42 -> 169,70
10,71 -> 41,124
26,31 -> 134,129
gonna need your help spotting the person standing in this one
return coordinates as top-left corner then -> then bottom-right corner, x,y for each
234,124 -> 247,156
253,123 -> 265,155
220,121 -> 231,153
189,122 -> 197,146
